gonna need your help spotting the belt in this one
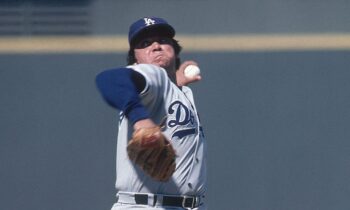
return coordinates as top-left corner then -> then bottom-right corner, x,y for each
117,191 -> 203,208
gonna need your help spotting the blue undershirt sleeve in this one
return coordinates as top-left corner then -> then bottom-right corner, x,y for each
95,67 -> 149,124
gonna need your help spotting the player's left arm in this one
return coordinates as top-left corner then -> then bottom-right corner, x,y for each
95,68 -> 149,125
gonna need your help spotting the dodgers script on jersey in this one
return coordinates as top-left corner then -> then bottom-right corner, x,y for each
115,64 -> 207,196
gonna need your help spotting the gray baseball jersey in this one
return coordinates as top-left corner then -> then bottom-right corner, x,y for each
114,64 -> 207,197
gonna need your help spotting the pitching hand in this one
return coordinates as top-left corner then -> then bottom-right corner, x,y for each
176,60 -> 201,86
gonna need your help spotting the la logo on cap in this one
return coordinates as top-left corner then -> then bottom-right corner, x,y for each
144,18 -> 155,26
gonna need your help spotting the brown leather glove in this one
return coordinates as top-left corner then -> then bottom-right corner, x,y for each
127,126 -> 176,182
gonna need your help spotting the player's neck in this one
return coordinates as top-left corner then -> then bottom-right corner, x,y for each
165,68 -> 178,86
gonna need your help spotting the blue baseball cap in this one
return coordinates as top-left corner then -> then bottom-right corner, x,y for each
128,17 -> 175,47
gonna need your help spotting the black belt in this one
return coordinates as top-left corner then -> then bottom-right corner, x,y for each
118,192 -> 202,208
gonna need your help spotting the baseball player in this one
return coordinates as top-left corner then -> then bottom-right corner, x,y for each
96,17 -> 207,209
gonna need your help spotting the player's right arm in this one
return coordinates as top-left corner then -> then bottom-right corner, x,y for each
95,67 -> 150,125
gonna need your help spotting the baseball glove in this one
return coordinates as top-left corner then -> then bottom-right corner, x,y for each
127,126 -> 176,182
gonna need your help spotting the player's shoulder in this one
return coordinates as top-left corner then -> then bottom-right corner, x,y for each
128,64 -> 166,75
128,64 -> 168,81
98,64 -> 166,77
181,85 -> 194,96
181,85 -> 192,92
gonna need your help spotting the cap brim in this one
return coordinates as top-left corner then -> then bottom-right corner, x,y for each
130,24 -> 175,47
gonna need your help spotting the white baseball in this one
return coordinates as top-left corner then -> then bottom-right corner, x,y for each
184,65 -> 201,78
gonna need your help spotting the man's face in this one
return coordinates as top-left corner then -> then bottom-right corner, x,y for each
134,36 -> 176,71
